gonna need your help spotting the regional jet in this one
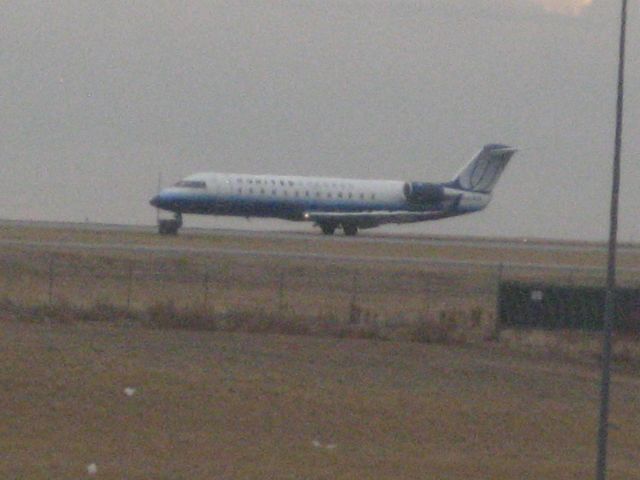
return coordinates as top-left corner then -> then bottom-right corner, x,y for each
150,144 -> 517,236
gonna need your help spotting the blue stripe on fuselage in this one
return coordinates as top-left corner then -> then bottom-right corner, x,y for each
151,191 -> 441,220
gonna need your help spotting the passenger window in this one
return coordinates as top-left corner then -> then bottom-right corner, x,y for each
360,193 -> 364,200
175,180 -> 206,189
338,192 -> 343,199
348,192 -> 353,199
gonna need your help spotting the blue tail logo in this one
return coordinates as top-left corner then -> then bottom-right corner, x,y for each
450,144 -> 517,193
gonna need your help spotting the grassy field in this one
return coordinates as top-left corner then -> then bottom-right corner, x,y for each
2,319 -> 640,479
0,228 -> 503,326
2,223 -> 640,351
2,225 -> 640,478
0,246 -> 498,324
3,223 -> 640,323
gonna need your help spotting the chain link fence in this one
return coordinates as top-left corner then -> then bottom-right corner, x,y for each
2,246 -> 639,333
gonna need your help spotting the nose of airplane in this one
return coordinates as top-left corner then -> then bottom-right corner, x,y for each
149,195 -> 160,207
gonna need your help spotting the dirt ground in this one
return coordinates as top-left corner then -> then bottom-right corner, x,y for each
2,320 -> 639,479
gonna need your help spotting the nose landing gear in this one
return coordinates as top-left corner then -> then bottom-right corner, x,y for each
158,213 -> 183,235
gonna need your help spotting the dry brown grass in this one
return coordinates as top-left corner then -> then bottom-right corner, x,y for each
500,328 -> 640,368
1,320 -> 640,479
3,223 -> 640,357
0,242 -> 499,324
0,297 -> 492,346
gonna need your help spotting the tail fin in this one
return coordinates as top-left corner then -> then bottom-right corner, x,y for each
449,144 -> 517,193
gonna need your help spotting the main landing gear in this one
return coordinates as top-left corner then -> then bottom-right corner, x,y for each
342,224 -> 358,236
318,223 -> 358,236
158,213 -> 183,235
320,223 -> 336,235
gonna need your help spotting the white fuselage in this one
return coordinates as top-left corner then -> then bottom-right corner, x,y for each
152,172 -> 489,225
149,144 -> 515,234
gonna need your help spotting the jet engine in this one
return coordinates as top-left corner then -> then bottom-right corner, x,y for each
403,182 -> 446,204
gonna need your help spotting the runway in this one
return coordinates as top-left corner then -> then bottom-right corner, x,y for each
1,218 -> 636,254
1,219 -> 639,274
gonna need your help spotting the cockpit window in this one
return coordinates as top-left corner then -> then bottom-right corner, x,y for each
175,180 -> 207,189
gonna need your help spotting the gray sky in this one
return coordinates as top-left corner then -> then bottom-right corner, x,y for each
2,0 -> 639,240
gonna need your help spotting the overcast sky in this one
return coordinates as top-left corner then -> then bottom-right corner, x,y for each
2,1 -> 639,240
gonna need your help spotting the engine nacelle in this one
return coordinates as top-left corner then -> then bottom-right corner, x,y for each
403,182 -> 446,204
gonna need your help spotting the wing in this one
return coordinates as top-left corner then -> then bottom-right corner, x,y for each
304,210 -> 449,229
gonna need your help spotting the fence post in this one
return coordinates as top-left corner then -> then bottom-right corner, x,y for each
203,270 -> 209,311
349,271 -> 359,324
423,270 -> 430,303
1,256 -> 7,302
126,262 -> 133,311
492,263 -> 505,339
277,270 -> 285,314
47,256 -> 55,305
353,271 -> 360,303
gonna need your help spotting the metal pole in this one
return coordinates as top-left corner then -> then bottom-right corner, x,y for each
596,1 -> 628,478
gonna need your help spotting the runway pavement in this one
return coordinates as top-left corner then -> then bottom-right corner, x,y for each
1,219 -> 637,274
1,218 -> 635,254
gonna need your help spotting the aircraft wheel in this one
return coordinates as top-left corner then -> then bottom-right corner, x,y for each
158,219 -> 180,235
343,224 -> 358,236
320,223 -> 336,235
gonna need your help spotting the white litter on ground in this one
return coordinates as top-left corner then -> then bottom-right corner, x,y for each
326,443 -> 337,450
124,387 -> 136,397
312,440 -> 322,448
87,463 -> 98,475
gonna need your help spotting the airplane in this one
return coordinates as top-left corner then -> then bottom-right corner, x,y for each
149,144 -> 517,236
